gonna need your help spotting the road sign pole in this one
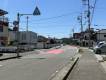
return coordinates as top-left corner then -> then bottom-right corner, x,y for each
16,13 -> 20,57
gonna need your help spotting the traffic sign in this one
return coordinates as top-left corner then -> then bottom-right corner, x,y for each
33,6 -> 41,15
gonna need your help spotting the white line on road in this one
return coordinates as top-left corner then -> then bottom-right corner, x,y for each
0,65 -> 3,67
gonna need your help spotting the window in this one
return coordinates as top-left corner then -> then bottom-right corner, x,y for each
0,26 -> 3,32
104,35 -> 106,37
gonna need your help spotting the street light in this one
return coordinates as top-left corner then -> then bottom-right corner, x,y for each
16,6 -> 41,57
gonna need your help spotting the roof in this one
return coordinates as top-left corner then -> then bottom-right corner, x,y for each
73,33 -> 81,35
96,29 -> 106,34
0,9 -> 8,16
19,31 -> 37,34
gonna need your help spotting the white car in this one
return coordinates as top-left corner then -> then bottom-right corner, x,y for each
94,43 -> 106,54
93,41 -> 106,51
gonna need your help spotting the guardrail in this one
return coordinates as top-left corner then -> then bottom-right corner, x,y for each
0,46 -> 17,53
0,45 -> 35,53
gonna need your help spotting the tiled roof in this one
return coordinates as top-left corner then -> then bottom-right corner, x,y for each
0,9 -> 8,16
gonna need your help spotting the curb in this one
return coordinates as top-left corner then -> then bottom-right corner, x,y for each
0,50 -> 37,61
63,56 -> 79,80
50,55 -> 79,80
0,56 -> 21,61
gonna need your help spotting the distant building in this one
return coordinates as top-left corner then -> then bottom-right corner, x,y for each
37,35 -> 48,42
0,9 -> 8,46
18,31 -> 37,45
55,39 -> 62,43
73,33 -> 81,45
73,33 -> 81,40
7,30 -> 38,48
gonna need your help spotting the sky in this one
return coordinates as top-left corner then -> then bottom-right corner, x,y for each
0,0 -> 106,38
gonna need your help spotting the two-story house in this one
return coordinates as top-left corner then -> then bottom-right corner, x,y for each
0,9 -> 8,46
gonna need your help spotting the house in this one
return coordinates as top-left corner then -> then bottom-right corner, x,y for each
0,9 -> 8,46
73,33 -> 81,45
81,28 -> 95,47
8,29 -> 16,45
7,30 -> 38,48
96,29 -> 106,41
73,33 -> 81,40
73,28 -> 95,46
72,28 -> 106,46
18,31 -> 37,45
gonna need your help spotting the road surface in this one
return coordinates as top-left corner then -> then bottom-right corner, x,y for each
0,45 -> 78,80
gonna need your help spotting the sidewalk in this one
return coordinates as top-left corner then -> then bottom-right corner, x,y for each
67,48 -> 106,80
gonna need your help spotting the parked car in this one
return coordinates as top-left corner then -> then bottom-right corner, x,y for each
93,41 -> 106,51
94,43 -> 106,54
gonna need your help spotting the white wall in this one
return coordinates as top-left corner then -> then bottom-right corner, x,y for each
9,31 -> 16,41
0,26 -> 8,37
84,32 -> 89,40
19,31 -> 37,44
97,33 -> 106,41
37,42 -> 44,49
96,29 -> 106,41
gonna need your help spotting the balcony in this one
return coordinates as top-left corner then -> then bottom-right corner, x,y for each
0,16 -> 9,26
0,16 -> 8,22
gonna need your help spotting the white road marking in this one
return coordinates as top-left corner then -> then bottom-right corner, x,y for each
0,65 -> 3,67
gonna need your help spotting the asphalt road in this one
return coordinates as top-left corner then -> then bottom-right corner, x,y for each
0,45 -> 78,80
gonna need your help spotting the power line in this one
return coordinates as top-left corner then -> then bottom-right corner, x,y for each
8,11 -> 79,26
91,0 -> 98,25
28,25 -> 75,28
28,11 -> 79,22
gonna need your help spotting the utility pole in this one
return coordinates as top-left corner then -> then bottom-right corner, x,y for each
26,16 -> 31,47
72,28 -> 74,37
80,14 -> 83,46
80,14 -> 83,32
82,0 -> 91,48
77,14 -> 83,32
77,13 -> 83,46
87,0 -> 91,48
16,13 -> 20,57
15,1 -> 41,58
26,16 -> 29,32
